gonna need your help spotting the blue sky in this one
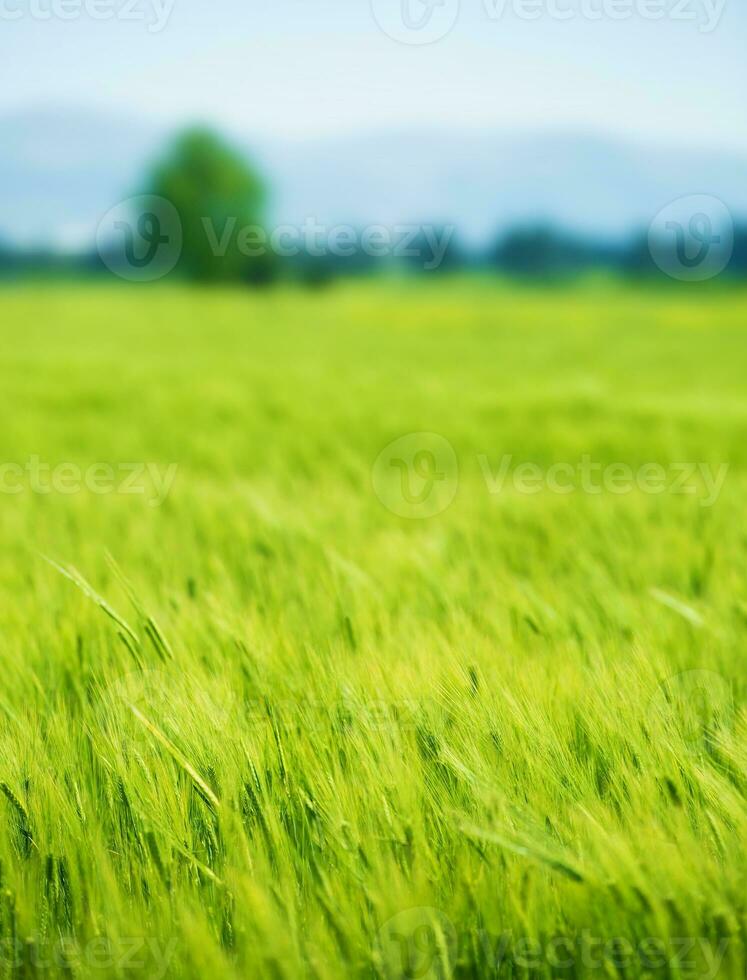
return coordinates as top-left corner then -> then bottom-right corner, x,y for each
1,0 -> 745,150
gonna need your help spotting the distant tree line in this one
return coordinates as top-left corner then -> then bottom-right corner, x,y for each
4,223 -> 747,284
2,127 -> 746,285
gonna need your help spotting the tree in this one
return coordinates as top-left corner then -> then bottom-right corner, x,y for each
492,224 -> 623,280
147,127 -> 270,283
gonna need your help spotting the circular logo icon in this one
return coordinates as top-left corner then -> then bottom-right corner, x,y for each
375,907 -> 457,980
97,195 -> 182,282
648,195 -> 733,282
649,669 -> 734,748
371,0 -> 460,45
372,432 -> 458,519
100,668 -> 175,751
99,668 -> 233,752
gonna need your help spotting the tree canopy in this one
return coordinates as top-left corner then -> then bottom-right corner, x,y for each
148,128 -> 268,282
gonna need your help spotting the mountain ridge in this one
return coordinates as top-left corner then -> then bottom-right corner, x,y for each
2,107 -> 746,249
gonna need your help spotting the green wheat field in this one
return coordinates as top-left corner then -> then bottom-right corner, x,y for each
1,279 -> 746,979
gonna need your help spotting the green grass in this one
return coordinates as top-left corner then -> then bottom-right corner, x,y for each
0,278 -> 746,978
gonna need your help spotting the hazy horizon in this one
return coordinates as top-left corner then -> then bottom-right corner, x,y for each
3,0 -> 745,250
2,0 -> 746,152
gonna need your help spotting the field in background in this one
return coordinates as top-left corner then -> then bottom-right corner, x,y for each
0,279 -> 746,978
